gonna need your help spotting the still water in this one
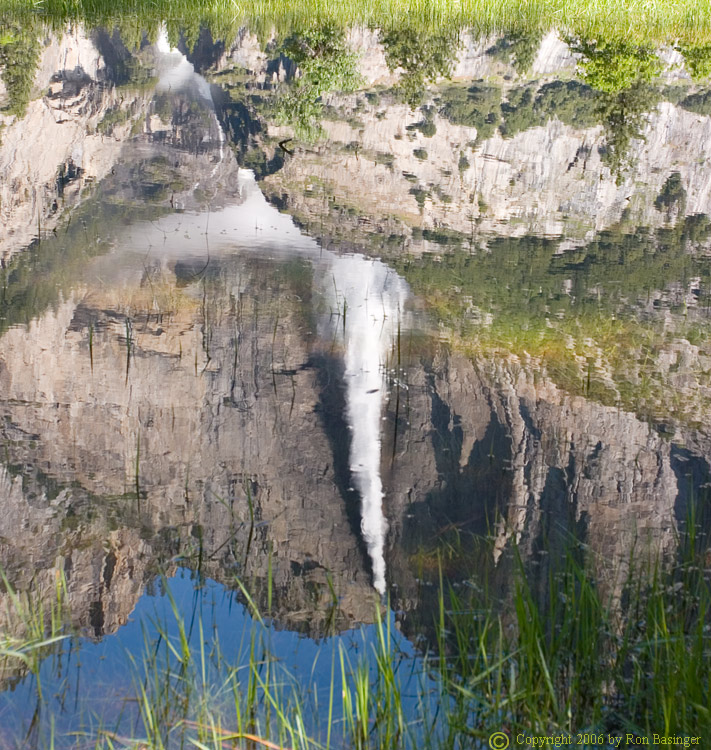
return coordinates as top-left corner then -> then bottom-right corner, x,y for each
1,20 -> 710,748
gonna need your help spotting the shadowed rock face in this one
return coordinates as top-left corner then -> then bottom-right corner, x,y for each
382,352 -> 711,647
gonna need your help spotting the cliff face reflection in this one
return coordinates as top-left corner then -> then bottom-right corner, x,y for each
0,177 -> 408,638
0,21 -> 710,715
1,190 -> 708,641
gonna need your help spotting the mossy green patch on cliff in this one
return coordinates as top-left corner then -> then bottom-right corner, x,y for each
677,42 -> 711,81
570,38 -> 662,94
97,104 -> 133,134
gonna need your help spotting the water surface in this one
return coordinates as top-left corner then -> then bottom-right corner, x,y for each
1,20 -> 710,747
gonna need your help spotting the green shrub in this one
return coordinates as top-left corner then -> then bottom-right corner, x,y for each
680,87 -> 711,116
0,26 -> 40,117
439,83 -> 501,143
381,26 -> 458,109
487,29 -> 544,76
677,42 -> 711,81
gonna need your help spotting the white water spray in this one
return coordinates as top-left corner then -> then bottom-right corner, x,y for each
154,27 -> 225,170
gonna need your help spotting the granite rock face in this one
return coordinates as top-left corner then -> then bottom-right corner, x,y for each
259,98 -> 711,247
204,27 -> 711,242
383,349 -> 707,617
0,260 -> 380,645
0,27 -> 234,263
5,26 -> 711,264
1,24 -> 710,661
0,29 -> 147,261
1,248 -> 707,647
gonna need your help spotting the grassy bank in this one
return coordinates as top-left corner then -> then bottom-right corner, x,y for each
1,523 -> 709,748
1,0 -> 711,43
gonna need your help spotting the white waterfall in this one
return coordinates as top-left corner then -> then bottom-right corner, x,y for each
327,256 -> 410,594
153,27 -> 225,169
120,163 -> 411,593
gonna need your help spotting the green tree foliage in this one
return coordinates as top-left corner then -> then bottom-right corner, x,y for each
498,84 -> 537,137
275,25 -> 361,140
437,83 -> 501,142
438,80 -> 598,142
380,26 -> 459,109
405,105 -> 437,137
595,82 -> 662,179
654,171 -> 687,223
570,39 -> 663,180
97,104 -> 132,135
0,26 -> 41,117
571,38 -> 661,94
487,29 -> 544,76
532,80 -> 599,129
153,92 -> 174,124
282,25 -> 361,94
677,43 -> 711,81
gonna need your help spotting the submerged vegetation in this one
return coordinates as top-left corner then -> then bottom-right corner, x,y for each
392,216 -> 711,428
